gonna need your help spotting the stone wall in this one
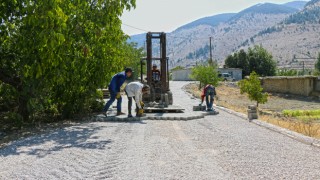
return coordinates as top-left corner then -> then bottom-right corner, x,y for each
315,79 -> 320,92
261,76 -> 317,96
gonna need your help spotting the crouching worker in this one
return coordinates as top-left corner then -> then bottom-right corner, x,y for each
102,68 -> 133,117
125,82 -> 150,117
200,84 -> 217,112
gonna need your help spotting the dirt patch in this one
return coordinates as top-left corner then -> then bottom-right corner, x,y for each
184,82 -> 320,139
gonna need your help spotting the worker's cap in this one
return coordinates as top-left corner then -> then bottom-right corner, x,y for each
125,67 -> 133,73
143,84 -> 150,90
142,84 -> 150,94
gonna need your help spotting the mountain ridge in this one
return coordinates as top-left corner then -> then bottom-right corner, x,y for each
128,1 -> 316,69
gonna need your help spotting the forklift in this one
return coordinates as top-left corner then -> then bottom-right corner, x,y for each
140,32 -> 183,112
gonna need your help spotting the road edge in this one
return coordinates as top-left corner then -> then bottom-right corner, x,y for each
182,82 -> 320,149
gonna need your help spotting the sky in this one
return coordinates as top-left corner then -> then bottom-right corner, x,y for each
121,0 -> 307,35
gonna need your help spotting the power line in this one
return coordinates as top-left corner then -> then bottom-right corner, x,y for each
122,23 -> 211,40
122,23 -> 149,32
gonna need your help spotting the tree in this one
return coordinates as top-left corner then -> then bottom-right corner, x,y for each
238,72 -> 268,107
248,45 -> 276,76
225,55 -> 238,68
225,50 -> 250,78
315,53 -> 320,72
190,64 -> 220,89
0,0 -> 136,122
122,42 -> 145,80
225,45 -> 276,77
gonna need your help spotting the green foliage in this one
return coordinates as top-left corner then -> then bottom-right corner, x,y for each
283,109 -> 320,117
0,83 -> 18,111
190,64 -> 220,88
276,69 -> 300,76
122,42 -> 145,80
225,49 -> 249,77
238,72 -> 268,106
315,53 -> 320,72
225,45 -> 276,77
0,0 -> 136,122
283,109 -> 320,122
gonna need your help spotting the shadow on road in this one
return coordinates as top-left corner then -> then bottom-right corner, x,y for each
0,123 -> 112,158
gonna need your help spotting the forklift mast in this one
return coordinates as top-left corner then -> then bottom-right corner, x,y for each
145,32 -> 169,92
140,32 -> 172,104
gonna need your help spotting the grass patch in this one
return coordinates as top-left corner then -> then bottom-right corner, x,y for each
283,110 -> 320,122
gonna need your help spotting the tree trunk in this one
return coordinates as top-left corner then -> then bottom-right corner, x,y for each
0,69 -> 30,122
18,95 -> 30,122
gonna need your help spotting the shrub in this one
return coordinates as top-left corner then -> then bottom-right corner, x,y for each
238,72 -> 268,107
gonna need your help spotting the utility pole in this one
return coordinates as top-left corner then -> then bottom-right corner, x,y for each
209,37 -> 213,62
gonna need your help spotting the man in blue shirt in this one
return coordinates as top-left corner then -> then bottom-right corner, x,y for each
103,68 -> 133,116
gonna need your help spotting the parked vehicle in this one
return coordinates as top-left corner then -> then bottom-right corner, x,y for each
219,73 -> 235,81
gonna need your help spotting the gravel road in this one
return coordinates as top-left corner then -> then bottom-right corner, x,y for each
1,82 -> 320,179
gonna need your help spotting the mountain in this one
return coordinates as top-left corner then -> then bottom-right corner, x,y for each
305,0 -> 320,7
238,0 -> 320,68
283,1 -> 308,10
167,2 -> 301,67
128,33 -> 146,47
231,3 -> 298,20
128,1 -> 310,69
128,13 -> 236,47
174,13 -> 236,32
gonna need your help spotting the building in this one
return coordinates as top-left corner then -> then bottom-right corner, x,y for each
171,68 -> 243,81
172,69 -> 193,81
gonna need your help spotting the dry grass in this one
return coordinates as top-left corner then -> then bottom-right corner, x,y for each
185,82 -> 320,139
260,115 -> 320,139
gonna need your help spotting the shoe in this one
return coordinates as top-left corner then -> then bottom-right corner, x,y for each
128,114 -> 133,118
116,112 -> 126,116
102,111 -> 107,117
207,108 -> 213,112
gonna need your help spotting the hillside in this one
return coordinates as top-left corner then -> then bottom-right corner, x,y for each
240,0 -> 320,69
283,1 -> 308,9
167,2 -> 300,68
129,1 -> 306,69
174,13 -> 236,32
230,3 -> 298,21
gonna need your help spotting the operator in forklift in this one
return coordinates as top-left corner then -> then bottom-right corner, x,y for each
125,82 -> 150,117
151,64 -> 161,82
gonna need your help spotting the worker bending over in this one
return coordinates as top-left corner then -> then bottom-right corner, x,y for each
125,82 -> 150,117
200,84 -> 217,112
102,68 -> 133,117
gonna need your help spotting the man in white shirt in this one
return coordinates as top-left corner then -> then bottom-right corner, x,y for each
125,82 -> 150,117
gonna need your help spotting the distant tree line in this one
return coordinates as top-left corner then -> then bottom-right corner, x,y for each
315,53 -> 320,73
284,7 -> 320,24
225,45 -> 277,77
186,45 -> 210,60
